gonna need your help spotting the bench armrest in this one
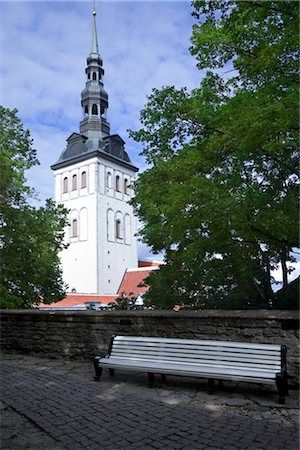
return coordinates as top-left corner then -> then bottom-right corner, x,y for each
94,355 -> 107,362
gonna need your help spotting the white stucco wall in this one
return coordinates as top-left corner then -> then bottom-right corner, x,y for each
53,155 -> 138,294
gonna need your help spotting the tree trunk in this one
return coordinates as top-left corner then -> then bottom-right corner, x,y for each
281,250 -> 288,289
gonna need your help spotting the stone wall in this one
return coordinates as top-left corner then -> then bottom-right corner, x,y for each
1,309 -> 299,386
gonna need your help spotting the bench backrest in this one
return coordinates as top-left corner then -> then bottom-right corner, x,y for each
110,336 -> 283,373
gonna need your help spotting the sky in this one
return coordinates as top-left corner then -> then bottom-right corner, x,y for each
0,0 -> 298,283
0,0 -> 202,261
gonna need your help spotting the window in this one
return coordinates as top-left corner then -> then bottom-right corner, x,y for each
107,172 -> 112,188
72,174 -> 77,190
84,105 -> 88,115
116,175 -> 120,192
81,171 -> 87,188
92,104 -> 98,115
116,220 -> 121,239
92,72 -> 97,81
124,178 -> 129,195
88,73 -> 90,80
72,219 -> 78,237
63,177 -> 68,193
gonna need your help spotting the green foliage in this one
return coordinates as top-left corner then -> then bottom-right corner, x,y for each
0,106 -> 68,308
108,293 -> 144,310
130,1 -> 299,309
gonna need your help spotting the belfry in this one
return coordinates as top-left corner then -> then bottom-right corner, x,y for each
51,10 -> 138,295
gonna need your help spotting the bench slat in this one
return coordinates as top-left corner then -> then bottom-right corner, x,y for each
112,343 -> 281,357
98,357 -> 278,381
113,336 -> 281,351
111,346 -> 281,361
109,352 -> 281,370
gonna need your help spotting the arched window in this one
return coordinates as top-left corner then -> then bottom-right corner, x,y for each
72,174 -> 77,190
63,177 -> 68,193
92,72 -> 97,81
72,219 -> 78,237
116,219 -> 121,239
107,209 -> 114,242
124,178 -> 129,195
88,73 -> 90,80
81,171 -> 87,188
92,104 -> 98,115
84,105 -> 88,115
107,172 -> 112,188
116,175 -> 120,192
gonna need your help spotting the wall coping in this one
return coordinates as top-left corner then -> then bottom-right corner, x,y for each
0,309 -> 298,320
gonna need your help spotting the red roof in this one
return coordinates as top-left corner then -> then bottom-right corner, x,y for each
138,260 -> 162,267
39,293 -> 118,309
39,261 -> 163,308
117,267 -> 159,296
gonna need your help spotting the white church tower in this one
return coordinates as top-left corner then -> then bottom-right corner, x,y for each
51,10 -> 138,294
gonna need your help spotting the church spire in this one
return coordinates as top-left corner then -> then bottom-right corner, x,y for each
91,10 -> 99,55
79,8 -> 110,143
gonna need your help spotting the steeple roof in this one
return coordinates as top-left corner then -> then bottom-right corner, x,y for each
51,7 -> 138,174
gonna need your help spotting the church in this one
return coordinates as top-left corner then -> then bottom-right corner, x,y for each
44,10 -> 159,309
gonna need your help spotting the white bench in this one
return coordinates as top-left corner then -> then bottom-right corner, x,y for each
94,335 -> 288,403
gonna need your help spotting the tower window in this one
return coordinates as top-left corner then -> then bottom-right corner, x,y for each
88,73 -> 90,80
92,72 -> 97,81
84,105 -> 88,115
81,171 -> 87,188
92,104 -> 98,115
116,219 -> 121,239
72,174 -> 78,190
107,172 -> 112,188
63,177 -> 68,193
116,175 -> 120,192
124,178 -> 129,195
72,219 -> 78,237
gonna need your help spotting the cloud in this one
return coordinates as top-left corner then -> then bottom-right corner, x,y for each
0,1 -> 200,259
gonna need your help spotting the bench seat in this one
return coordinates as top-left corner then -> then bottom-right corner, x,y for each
94,336 -> 288,403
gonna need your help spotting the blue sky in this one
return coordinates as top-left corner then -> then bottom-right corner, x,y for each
0,1 -> 298,282
0,0 -> 202,260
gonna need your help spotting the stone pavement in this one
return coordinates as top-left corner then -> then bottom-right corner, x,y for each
0,352 -> 299,450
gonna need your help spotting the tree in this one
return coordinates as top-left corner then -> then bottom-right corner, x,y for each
0,106 -> 68,308
130,1 -> 299,309
107,293 -> 143,310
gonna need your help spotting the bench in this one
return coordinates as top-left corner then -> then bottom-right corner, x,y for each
93,335 -> 288,403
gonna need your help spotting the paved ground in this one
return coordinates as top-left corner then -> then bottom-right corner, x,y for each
0,352 -> 299,450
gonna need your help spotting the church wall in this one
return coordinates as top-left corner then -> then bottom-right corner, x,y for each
53,155 -> 138,294
96,157 -> 138,294
54,158 -> 99,293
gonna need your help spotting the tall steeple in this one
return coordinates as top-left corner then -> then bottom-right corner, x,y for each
79,9 -> 110,145
51,5 -> 139,296
90,10 -> 99,54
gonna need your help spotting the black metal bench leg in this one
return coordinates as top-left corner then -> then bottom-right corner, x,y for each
276,373 -> 286,404
109,368 -> 115,377
94,359 -> 102,381
208,378 -> 215,395
148,372 -> 155,387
